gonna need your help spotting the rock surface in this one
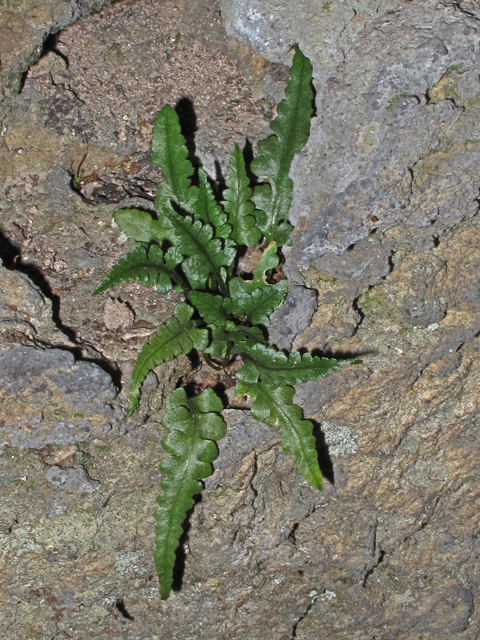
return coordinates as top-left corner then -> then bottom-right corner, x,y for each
0,344 -> 117,451
1,0 -> 480,638
0,0 -> 114,99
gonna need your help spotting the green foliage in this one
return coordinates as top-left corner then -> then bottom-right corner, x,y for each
129,303 -> 208,414
251,46 -> 314,245
151,104 -> 195,211
235,381 -> 323,490
114,208 -> 178,245
226,242 -> 289,326
94,47 -> 358,599
93,244 -> 184,295
234,342 -> 346,386
155,387 -> 226,599
223,143 -> 261,247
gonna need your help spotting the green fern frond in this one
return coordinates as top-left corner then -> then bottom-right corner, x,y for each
235,381 -> 322,490
204,324 -> 264,359
251,46 -> 313,244
151,105 -> 195,211
129,303 -> 209,414
223,143 -> 261,247
92,47 -> 361,601
114,208 -> 178,246
227,283 -> 288,326
226,243 -> 288,325
93,244 -> 184,295
155,387 -> 226,599
188,292 -> 227,327
161,207 -> 235,295
194,169 -> 231,240
251,241 -> 283,284
235,343 -> 344,386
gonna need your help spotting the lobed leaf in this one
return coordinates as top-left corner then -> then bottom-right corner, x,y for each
223,143 -> 261,247
93,244 -> 183,295
129,303 -> 209,413
193,169 -> 231,240
226,282 -> 288,326
235,381 -> 322,490
114,208 -> 178,246
251,242 -> 283,285
251,47 -> 313,244
151,105 -> 195,211
226,242 -> 288,325
162,207 -> 235,295
155,387 -> 226,599
234,342 -> 344,386
91,47 -> 361,603
188,292 -> 227,327
205,323 -> 266,358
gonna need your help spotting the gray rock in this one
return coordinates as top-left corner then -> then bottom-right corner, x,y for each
205,409 -> 280,491
0,0 -> 114,99
320,420 -> 358,458
45,494 -> 69,518
222,0 -> 480,293
268,284 -> 317,350
0,344 -> 116,450
0,265 -> 73,347
45,465 -> 100,494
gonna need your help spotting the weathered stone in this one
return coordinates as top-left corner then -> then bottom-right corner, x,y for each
0,263 -> 72,346
0,0 -> 114,99
0,344 -> 116,450
205,409 -> 280,491
222,0 -> 480,290
269,283 -> 317,350
0,0 -> 480,638
45,465 -> 100,494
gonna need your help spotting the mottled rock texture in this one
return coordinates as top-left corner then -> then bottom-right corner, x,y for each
0,344 -> 117,450
0,0 -> 114,99
1,0 -> 480,638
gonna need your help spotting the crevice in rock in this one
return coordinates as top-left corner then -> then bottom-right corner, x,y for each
443,96 -> 465,112
362,519 -> 385,586
0,230 -> 76,343
407,165 -> 415,192
310,79 -> 317,119
0,229 -> 122,389
447,1 -> 480,21
425,80 -> 466,111
43,32 -> 69,68
287,522 -> 299,547
349,242 -> 397,336
351,290 -> 366,335
115,598 -> 134,621
249,451 -> 259,518
18,70 -> 29,95
312,419 -> 334,485
49,68 -> 85,106
18,29 -> 66,95
362,549 -> 385,586
290,597 -> 317,639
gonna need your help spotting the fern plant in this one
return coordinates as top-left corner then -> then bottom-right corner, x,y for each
94,47 -> 353,600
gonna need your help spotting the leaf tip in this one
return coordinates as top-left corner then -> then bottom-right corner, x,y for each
159,584 -> 171,600
308,471 -> 323,492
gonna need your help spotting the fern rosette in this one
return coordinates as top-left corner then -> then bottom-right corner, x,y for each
94,46 -> 358,599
